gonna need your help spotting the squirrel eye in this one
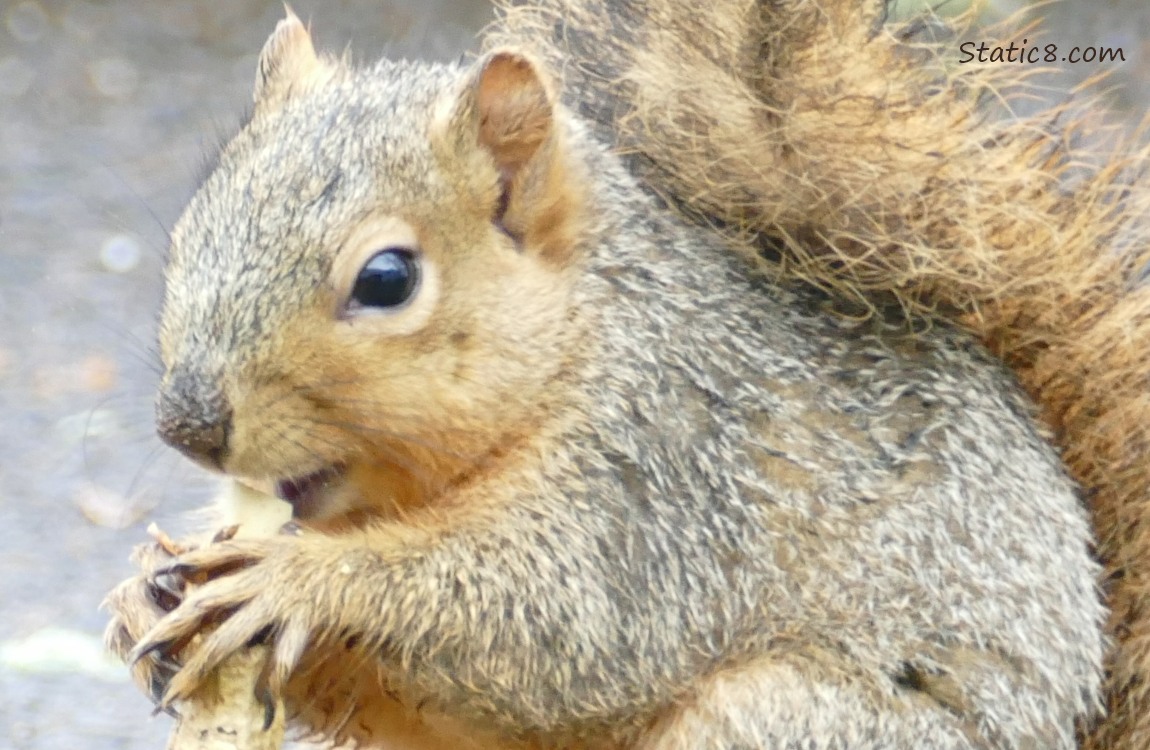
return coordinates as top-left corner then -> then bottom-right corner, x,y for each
349,249 -> 420,310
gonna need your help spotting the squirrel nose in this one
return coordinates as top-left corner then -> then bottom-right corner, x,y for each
155,370 -> 233,471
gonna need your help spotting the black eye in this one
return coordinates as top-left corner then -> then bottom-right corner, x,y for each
350,249 -> 420,309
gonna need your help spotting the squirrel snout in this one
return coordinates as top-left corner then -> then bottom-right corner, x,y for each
155,371 -> 233,471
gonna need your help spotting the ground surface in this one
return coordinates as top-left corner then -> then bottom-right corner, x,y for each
0,1 -> 1145,748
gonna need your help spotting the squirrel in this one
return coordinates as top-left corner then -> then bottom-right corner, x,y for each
489,0 -> 1150,747
103,3 -> 1111,749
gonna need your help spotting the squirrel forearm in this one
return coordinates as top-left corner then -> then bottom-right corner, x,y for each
318,500 -> 717,738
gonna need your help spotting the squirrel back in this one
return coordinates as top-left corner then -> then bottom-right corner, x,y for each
490,1 -> 1150,747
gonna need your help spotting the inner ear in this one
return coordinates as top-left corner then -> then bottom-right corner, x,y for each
474,52 -> 554,191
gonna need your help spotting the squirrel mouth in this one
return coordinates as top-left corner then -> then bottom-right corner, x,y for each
275,465 -> 345,519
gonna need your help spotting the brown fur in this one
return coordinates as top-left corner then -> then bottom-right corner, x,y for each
490,1 -> 1150,746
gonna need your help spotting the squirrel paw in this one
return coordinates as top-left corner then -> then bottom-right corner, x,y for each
128,535 -> 316,709
104,539 -> 188,708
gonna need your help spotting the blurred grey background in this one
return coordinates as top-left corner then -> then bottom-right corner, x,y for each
0,1 -> 1144,748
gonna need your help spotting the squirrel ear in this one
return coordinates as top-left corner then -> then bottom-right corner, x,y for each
442,50 -> 584,265
253,6 -> 327,111
473,51 -> 554,182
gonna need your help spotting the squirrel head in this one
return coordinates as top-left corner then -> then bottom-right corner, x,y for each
155,10 -> 589,524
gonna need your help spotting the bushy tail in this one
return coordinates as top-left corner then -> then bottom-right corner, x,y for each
492,1 -> 1150,746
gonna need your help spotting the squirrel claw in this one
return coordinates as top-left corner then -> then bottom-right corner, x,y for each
146,572 -> 186,612
149,701 -> 180,719
151,561 -> 200,585
152,651 -> 183,676
148,671 -> 172,705
258,686 -> 278,732
129,636 -> 179,668
212,524 -> 241,543
154,540 -> 273,586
